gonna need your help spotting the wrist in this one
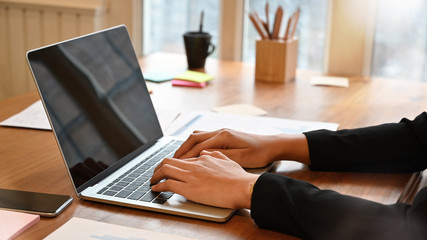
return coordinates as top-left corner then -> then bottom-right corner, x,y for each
236,174 -> 259,209
270,134 -> 310,165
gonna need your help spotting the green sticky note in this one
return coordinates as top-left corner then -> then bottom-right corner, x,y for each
144,72 -> 175,83
174,70 -> 214,83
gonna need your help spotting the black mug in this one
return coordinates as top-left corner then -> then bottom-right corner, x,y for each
183,31 -> 215,69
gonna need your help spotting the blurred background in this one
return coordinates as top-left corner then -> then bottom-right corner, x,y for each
1,0 -> 426,100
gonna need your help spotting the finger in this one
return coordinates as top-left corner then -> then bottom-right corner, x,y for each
199,149 -> 249,167
150,162 -> 190,184
174,130 -> 221,158
153,157 -> 198,173
200,150 -> 230,160
178,132 -> 234,159
151,179 -> 186,195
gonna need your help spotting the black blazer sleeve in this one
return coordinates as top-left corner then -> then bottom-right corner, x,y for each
251,172 -> 427,240
250,112 -> 427,239
304,112 -> 427,172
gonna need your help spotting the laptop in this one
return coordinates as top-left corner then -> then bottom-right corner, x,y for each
26,25 -> 234,222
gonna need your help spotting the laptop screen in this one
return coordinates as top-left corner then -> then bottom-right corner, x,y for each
27,26 -> 163,191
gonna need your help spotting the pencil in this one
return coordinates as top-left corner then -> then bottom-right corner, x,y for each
290,8 -> 301,39
249,12 -> 269,39
271,6 -> 283,39
265,2 -> 271,38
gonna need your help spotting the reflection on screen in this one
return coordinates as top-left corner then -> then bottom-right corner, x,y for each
28,27 -> 163,188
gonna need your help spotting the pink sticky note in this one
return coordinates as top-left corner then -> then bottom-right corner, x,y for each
0,209 -> 40,239
172,79 -> 207,88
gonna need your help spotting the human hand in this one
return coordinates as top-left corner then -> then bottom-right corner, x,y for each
174,128 -> 279,168
174,129 -> 311,167
150,150 -> 259,209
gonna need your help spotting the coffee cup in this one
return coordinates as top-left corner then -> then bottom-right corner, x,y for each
183,31 -> 215,69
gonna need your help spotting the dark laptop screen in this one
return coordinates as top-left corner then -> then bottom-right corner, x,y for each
27,26 -> 163,190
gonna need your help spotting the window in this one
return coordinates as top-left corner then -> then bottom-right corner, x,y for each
244,0 -> 328,71
372,0 -> 427,81
143,0 -> 327,72
143,0 -> 219,57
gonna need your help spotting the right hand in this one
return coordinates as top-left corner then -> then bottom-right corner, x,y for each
174,128 -> 280,168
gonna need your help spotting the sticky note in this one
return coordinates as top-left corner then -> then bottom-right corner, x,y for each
174,71 -> 214,83
172,79 -> 207,88
144,72 -> 175,83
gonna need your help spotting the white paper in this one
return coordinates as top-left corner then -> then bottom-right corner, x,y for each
0,100 -> 51,130
211,104 -> 267,116
0,100 -> 179,132
165,111 -> 339,139
44,217 -> 196,240
310,76 -> 349,88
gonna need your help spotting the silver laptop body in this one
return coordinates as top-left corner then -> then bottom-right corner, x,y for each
26,25 -> 233,222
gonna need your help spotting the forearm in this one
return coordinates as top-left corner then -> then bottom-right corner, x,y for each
304,113 -> 427,172
251,172 -> 427,240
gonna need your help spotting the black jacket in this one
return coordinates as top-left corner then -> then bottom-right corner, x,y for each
251,112 -> 427,240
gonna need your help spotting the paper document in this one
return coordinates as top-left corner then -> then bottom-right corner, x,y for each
0,100 -> 179,132
165,111 -> 339,139
211,104 -> 267,116
0,100 -> 50,130
310,76 -> 349,88
44,217 -> 196,240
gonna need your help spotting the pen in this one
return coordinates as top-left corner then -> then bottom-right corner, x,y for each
199,10 -> 204,32
249,11 -> 269,39
253,10 -> 270,39
265,2 -> 271,38
290,8 -> 300,39
284,15 -> 292,40
271,6 -> 283,39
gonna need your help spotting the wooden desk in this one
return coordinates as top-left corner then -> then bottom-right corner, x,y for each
1,52 -> 426,240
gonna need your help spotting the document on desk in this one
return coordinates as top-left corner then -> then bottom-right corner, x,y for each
44,217 -> 196,240
0,100 -> 179,132
165,111 -> 339,139
0,100 -> 51,130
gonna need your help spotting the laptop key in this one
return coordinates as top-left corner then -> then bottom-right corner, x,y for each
103,190 -> 118,196
115,181 -> 130,187
124,185 -> 139,191
157,192 -> 174,200
116,190 -> 133,198
127,190 -> 146,200
97,187 -> 109,194
152,198 -> 168,204
110,186 -> 122,191
140,190 -> 159,202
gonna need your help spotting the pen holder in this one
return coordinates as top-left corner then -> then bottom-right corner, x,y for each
255,38 -> 298,83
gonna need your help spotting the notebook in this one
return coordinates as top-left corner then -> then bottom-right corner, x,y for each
0,209 -> 39,239
26,25 -> 233,222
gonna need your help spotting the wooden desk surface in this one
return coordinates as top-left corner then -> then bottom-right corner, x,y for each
1,52 -> 426,240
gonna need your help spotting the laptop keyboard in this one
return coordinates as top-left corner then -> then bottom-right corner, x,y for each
97,140 -> 183,204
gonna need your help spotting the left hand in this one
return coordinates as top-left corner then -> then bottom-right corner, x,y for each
150,150 -> 259,209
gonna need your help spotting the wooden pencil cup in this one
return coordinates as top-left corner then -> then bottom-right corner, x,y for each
255,38 -> 298,83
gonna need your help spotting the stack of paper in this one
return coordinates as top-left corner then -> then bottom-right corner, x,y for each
172,70 -> 214,88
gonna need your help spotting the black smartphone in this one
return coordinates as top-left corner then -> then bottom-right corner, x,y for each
0,188 -> 73,217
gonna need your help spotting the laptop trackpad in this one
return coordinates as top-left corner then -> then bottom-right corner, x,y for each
164,194 -> 234,221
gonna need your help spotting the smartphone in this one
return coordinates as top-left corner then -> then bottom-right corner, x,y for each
0,188 -> 73,217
